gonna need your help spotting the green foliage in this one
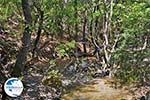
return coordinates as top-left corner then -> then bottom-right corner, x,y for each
111,0 -> 150,84
42,70 -> 63,88
49,59 -> 56,66
55,40 -> 76,58
1,0 -> 150,85
0,0 -> 21,20
115,64 -> 139,84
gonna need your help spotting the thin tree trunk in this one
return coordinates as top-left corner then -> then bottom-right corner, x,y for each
32,0 -> 44,58
90,0 -> 101,60
12,0 -> 32,77
102,0 -> 114,70
74,0 -> 78,41
74,0 -> 79,60
82,10 -> 87,54
1,71 -> 7,100
32,11 -> 44,58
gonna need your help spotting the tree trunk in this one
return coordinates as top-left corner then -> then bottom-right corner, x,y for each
102,0 -> 114,70
32,0 -> 44,58
82,10 -> 87,54
12,0 -> 32,77
74,0 -> 78,41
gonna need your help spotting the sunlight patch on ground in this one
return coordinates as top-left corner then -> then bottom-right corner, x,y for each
62,78 -> 133,100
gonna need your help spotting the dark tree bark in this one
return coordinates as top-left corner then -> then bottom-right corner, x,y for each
57,0 -> 64,38
12,0 -> 32,77
32,0 -> 44,58
32,11 -> 44,58
1,71 -> 7,100
74,0 -> 78,41
82,10 -> 87,53
89,1 -> 101,60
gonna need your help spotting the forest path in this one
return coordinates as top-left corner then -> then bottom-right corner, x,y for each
62,78 -> 134,100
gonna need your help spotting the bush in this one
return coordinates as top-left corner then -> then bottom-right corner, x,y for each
42,70 -> 63,88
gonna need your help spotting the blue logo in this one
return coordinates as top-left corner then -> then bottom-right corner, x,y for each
4,78 -> 23,97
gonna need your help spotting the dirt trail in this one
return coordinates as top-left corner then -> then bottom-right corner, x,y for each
62,78 -> 133,100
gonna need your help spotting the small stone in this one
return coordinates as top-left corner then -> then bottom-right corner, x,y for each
140,96 -> 146,100
146,91 -> 150,100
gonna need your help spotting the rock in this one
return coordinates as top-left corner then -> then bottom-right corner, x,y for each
146,91 -> 150,100
104,70 -> 110,76
140,96 -> 146,100
92,69 -> 110,78
80,60 -> 88,69
62,79 -> 71,87
53,97 -> 60,100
